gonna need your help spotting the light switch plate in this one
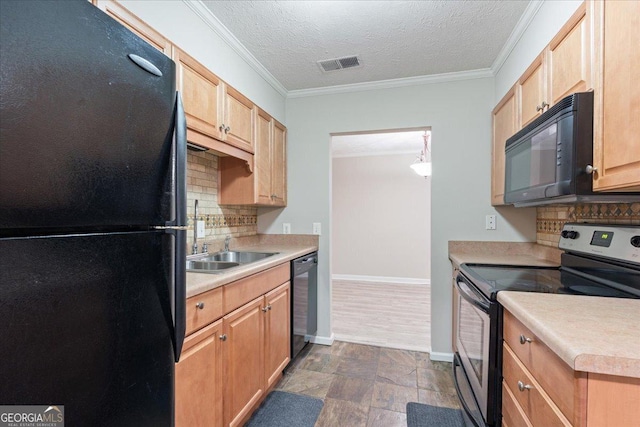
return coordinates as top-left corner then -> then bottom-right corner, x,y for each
313,222 -> 321,235
196,220 -> 206,238
283,223 -> 291,234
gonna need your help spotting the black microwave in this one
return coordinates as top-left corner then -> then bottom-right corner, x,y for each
504,91 -> 639,206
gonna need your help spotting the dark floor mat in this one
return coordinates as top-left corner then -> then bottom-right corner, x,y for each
406,402 -> 464,427
245,390 -> 323,427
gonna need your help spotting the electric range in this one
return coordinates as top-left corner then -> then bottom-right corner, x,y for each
452,223 -> 640,427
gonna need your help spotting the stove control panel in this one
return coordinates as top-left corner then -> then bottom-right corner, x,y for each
559,223 -> 640,264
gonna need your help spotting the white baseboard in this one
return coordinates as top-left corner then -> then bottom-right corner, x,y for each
309,333 -> 335,346
332,274 -> 430,285
429,351 -> 454,362
334,334 -> 430,353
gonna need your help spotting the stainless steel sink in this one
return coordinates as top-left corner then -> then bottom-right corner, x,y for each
203,251 -> 277,264
186,251 -> 278,273
186,260 -> 240,272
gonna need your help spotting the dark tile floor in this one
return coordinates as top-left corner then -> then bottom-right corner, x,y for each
275,341 -> 461,427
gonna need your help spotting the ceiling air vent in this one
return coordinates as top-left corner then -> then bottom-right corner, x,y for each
317,55 -> 361,72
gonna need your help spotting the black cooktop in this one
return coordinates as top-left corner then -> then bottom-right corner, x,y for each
459,264 -> 640,301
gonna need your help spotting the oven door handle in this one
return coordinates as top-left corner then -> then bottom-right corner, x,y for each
456,274 -> 490,312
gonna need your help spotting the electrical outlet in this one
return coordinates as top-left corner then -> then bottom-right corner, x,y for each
196,220 -> 206,238
485,215 -> 496,230
282,223 -> 291,234
313,222 -> 321,235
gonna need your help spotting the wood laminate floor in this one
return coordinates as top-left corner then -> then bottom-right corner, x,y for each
332,280 -> 430,352
276,342 -> 460,427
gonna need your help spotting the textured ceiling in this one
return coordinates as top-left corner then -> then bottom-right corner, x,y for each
332,130 -> 429,158
203,0 -> 530,91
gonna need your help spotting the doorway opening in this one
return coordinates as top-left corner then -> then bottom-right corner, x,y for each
330,128 -> 432,351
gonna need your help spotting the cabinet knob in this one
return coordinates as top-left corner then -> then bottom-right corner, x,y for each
585,164 -> 597,174
519,334 -> 532,345
262,304 -> 272,312
536,101 -> 549,112
226,126 -> 231,133
219,334 -> 227,341
517,381 -> 532,392
195,302 -> 205,310
219,123 -> 226,132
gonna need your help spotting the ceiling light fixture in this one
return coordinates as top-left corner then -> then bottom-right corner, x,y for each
410,132 -> 432,177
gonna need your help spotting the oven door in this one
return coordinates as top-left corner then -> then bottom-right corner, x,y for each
455,274 -> 491,425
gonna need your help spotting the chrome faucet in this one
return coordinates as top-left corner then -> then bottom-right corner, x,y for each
192,200 -> 199,255
224,235 -> 231,252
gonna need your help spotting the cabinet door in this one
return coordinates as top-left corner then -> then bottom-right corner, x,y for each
264,282 -> 290,389
271,120 -> 287,206
173,47 -> 224,144
223,297 -> 265,427
492,86 -> 518,206
175,320 -> 223,427
224,86 -> 255,154
255,109 -> 273,205
518,54 -> 546,127
591,0 -> 640,191
96,0 -> 171,55
546,3 -> 590,106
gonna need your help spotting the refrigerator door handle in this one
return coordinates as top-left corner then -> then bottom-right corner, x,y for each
171,92 -> 187,362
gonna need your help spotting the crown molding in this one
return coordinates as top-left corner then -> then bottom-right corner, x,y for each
287,68 -> 493,99
491,0 -> 544,76
182,0 -> 288,97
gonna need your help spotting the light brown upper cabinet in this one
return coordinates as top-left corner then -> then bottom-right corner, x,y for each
218,109 -> 287,207
172,47 -> 225,146
590,0 -> 640,191
516,3 -> 591,127
95,0 -> 172,55
172,48 -> 256,160
491,86 -> 519,206
222,86 -> 256,154
546,3 -> 591,106
270,120 -> 287,206
517,54 -> 546,127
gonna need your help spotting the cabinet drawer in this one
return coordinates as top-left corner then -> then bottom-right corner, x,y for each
503,310 -> 576,421
186,287 -> 223,336
223,263 -> 289,313
503,344 -> 571,427
502,380 -> 532,427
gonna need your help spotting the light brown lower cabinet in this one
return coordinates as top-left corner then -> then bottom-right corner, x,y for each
503,309 -> 640,426
264,283 -> 291,389
175,320 -> 223,427
223,296 -> 266,427
176,265 -> 290,427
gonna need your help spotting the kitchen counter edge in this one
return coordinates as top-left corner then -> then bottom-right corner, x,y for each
186,243 -> 317,298
498,291 -> 640,378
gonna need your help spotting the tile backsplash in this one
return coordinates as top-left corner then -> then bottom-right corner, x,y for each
537,202 -> 640,247
187,150 -> 257,248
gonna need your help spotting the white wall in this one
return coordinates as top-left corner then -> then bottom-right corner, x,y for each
331,153 -> 430,279
118,0 -> 286,122
259,78 -> 536,354
494,0 -> 583,102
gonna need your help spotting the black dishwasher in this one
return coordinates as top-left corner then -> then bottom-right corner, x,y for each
291,252 -> 318,360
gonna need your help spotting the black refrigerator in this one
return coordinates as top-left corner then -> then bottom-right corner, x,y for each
0,1 -> 187,426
